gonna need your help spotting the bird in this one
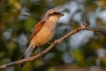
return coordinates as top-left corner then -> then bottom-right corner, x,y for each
20,8 -> 64,67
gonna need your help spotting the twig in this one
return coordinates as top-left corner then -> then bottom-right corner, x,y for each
82,28 -> 106,35
0,21 -> 106,70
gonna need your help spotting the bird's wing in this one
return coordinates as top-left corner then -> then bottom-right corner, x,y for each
26,20 -> 46,47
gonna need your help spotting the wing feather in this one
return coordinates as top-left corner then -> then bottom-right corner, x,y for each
26,20 -> 46,47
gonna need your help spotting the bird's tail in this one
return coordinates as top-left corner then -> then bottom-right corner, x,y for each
20,44 -> 36,68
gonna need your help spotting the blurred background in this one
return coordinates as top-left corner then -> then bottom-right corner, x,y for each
0,0 -> 106,71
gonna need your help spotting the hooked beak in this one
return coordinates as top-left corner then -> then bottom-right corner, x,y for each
59,13 -> 64,16
60,13 -> 64,16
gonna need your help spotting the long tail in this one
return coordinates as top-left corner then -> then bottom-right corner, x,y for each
20,44 -> 37,68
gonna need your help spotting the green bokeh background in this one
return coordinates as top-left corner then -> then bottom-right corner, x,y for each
0,0 -> 106,71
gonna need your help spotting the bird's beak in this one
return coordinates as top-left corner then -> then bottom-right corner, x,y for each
59,13 -> 64,16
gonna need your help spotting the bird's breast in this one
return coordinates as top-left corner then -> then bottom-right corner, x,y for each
31,26 -> 54,46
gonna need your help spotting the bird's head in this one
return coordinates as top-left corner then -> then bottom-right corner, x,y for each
43,8 -> 64,21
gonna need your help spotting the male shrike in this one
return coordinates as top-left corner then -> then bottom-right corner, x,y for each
20,8 -> 64,67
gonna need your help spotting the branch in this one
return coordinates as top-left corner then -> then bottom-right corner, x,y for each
0,21 -> 106,70
81,21 -> 106,35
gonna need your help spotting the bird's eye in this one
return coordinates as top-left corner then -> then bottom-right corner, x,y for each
48,12 -> 60,16
53,12 -> 57,14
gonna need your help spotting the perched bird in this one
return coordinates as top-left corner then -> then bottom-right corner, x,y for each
20,8 -> 64,67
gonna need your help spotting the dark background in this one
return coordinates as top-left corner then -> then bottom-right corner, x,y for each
0,0 -> 106,71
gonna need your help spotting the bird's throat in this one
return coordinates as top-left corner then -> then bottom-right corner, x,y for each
49,16 -> 59,22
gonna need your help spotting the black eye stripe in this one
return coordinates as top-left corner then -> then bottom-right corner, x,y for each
53,12 -> 60,15
48,12 -> 60,16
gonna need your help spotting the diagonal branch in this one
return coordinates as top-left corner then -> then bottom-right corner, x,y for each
0,21 -> 106,70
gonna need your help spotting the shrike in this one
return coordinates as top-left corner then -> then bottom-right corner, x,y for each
20,8 -> 64,67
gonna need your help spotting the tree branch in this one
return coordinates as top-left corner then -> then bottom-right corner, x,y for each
0,21 -> 106,70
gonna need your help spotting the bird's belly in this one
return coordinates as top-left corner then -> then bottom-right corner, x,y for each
31,27 -> 53,46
